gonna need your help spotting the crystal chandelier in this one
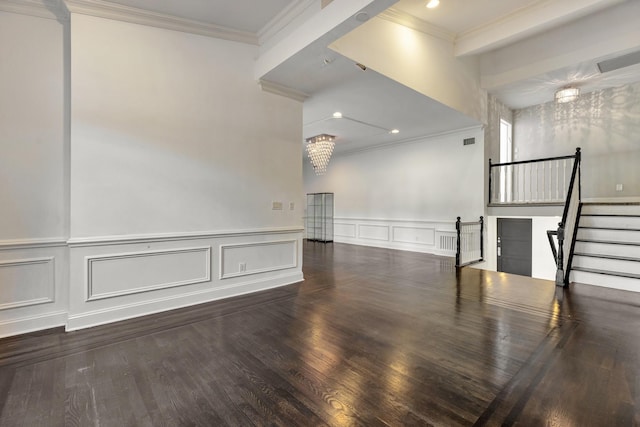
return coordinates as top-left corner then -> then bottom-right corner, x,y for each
555,87 -> 580,103
306,134 -> 335,175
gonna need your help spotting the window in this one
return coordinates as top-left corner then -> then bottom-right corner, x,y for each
499,119 -> 512,202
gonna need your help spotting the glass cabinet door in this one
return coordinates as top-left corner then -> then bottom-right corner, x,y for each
305,192 -> 333,242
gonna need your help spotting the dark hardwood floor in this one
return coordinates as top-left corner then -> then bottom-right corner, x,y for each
1,241 -> 638,426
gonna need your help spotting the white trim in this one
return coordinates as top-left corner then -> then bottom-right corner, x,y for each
257,0 -> 316,45
66,271 -> 304,332
67,226 -> 304,247
378,7 -> 455,42
357,224 -> 390,242
335,217 -> 456,226
85,247 -> 211,301
63,0 -> 258,44
0,0 -> 67,20
455,0 -> 622,56
0,237 -> 68,250
391,226 -> 435,246
259,80 -> 309,102
219,239 -> 298,280
0,257 -> 55,310
0,311 -> 67,339
323,218 -> 458,257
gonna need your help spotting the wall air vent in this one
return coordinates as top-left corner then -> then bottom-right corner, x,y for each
463,138 -> 475,146
597,50 -> 640,74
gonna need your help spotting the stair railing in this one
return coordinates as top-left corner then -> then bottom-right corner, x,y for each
548,148 -> 582,287
489,152 -> 577,205
456,216 -> 484,267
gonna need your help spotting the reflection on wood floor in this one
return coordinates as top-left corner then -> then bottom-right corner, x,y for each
0,241 -> 638,426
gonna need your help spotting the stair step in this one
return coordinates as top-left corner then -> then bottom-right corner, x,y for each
572,267 -> 640,280
574,241 -> 640,259
581,204 -> 640,216
576,228 -> 640,244
579,226 -> 640,232
572,255 -> 640,275
573,252 -> 640,263
579,215 -> 640,229
571,269 -> 640,292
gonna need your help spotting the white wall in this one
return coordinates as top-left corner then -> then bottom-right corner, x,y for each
514,82 -> 640,198
0,11 -> 68,337
0,9 -> 305,337
70,14 -> 303,238
0,11 -> 65,241
304,127 -> 485,253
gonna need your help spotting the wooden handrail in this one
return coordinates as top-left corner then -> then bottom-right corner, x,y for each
550,147 -> 581,287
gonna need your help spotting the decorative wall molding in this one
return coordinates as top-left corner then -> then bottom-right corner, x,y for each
328,217 -> 457,256
378,8 -> 456,43
392,226 -> 435,245
334,223 -> 357,238
257,0 -> 316,46
67,270 -> 303,331
0,0 -> 67,21
86,247 -> 211,301
0,237 -> 68,251
63,0 -> 258,44
67,226 -> 304,247
259,80 -> 309,102
0,257 -> 55,310
220,239 -> 298,279
358,224 -> 390,241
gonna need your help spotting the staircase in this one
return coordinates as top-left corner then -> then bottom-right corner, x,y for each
571,202 -> 640,292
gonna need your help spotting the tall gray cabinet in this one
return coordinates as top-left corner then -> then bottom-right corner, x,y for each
306,193 -> 333,242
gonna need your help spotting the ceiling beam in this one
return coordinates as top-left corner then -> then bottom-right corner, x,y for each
254,0 -> 397,80
454,0 -> 625,57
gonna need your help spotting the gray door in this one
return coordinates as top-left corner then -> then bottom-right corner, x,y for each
497,218 -> 532,277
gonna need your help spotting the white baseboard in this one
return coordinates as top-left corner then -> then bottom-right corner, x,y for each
0,311 -> 67,339
66,271 -> 303,331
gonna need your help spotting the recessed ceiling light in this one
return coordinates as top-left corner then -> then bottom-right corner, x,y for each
426,0 -> 439,8
390,129 -> 400,134
333,112 -> 343,118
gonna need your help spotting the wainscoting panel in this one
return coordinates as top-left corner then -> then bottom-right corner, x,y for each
392,226 -> 435,245
0,242 -> 68,338
67,229 -> 304,332
0,257 -> 54,310
220,240 -> 297,279
334,223 -> 357,238
86,247 -> 211,301
328,218 -> 456,256
358,224 -> 390,241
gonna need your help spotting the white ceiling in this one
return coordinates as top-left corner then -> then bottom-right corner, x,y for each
106,0 -> 295,33
97,0 -> 640,154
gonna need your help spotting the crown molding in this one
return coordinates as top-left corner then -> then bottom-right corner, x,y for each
257,0 -> 317,46
455,0 -> 624,56
0,0 -> 68,20
259,80 -> 309,102
378,7 -> 455,43
63,0 -> 258,45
